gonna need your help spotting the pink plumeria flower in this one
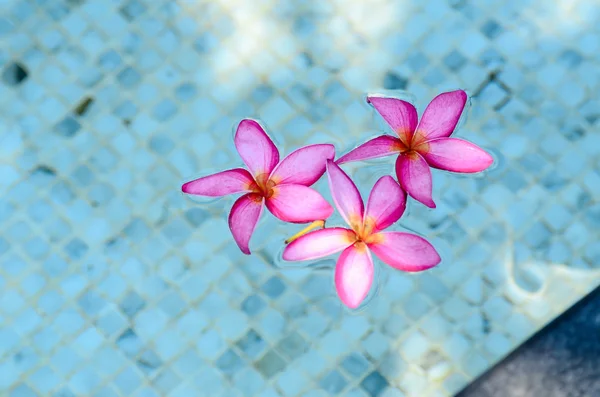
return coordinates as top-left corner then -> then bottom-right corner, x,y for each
283,160 -> 441,309
337,90 -> 493,208
182,119 -> 334,255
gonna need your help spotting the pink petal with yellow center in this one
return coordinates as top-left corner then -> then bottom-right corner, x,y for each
363,176 -> 406,234
396,152 -> 435,208
367,96 -> 418,145
326,160 -> 364,229
234,119 -> 280,178
270,144 -> 335,186
336,135 -> 404,165
335,244 -> 374,309
283,227 -> 356,261
265,184 -> 333,223
228,193 -> 264,255
368,231 -> 441,272
181,168 -> 254,197
418,138 -> 493,173
413,90 -> 468,145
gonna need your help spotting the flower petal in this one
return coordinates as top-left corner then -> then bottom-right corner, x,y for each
368,232 -> 441,272
181,168 -> 254,197
283,227 -> 355,261
418,138 -> 494,173
266,184 -> 333,223
234,119 -> 280,178
336,135 -> 403,165
396,152 -> 435,208
228,193 -> 264,255
413,90 -> 468,144
326,160 -> 364,229
270,144 -> 335,186
363,176 -> 406,233
367,96 -> 418,145
335,244 -> 374,309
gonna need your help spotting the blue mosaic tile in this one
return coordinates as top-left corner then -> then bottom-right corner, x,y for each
262,276 -> 287,299
116,329 -> 142,357
255,350 -> 286,378
320,370 -> 348,394
237,329 -> 267,359
215,349 -> 245,377
360,371 -> 389,397
150,368 -> 180,395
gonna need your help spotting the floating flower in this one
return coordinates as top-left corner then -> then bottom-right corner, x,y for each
182,119 -> 334,254
337,90 -> 493,208
283,160 -> 441,308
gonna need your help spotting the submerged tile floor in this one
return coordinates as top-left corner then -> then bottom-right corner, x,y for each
1,0 -> 600,396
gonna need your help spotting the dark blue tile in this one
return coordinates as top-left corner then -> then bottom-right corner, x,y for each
64,238 -> 88,260
383,72 -> 408,90
558,49 -> 583,69
241,294 -> 266,316
30,165 -> 56,186
481,20 -> 502,39
116,329 -> 142,357
2,61 -> 28,86
341,353 -> 369,377
361,371 -> 389,397
53,116 -> 80,138
444,50 -> 467,71
261,276 -> 286,299
120,0 -> 146,21
236,329 -> 266,359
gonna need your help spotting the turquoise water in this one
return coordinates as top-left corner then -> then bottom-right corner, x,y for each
1,0 -> 600,396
